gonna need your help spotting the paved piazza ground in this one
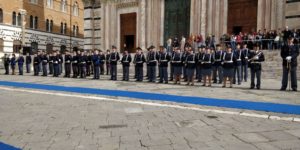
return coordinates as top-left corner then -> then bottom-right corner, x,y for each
0,73 -> 300,150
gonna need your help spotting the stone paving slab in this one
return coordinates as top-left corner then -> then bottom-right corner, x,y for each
0,89 -> 300,150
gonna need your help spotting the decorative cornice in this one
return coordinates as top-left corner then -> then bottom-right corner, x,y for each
116,1 -> 138,8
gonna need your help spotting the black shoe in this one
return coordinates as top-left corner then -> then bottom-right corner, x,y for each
293,88 -> 297,92
164,82 -> 168,84
159,81 -> 163,83
250,87 -> 254,89
280,88 -> 286,91
256,87 -> 260,90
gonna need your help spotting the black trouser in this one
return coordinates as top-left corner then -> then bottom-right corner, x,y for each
170,64 -> 174,80
94,65 -> 100,79
134,65 -> 137,79
159,66 -> 168,82
110,64 -> 117,80
148,66 -> 156,82
250,68 -> 261,88
39,63 -> 42,72
34,64 -> 39,76
42,64 -> 48,76
122,66 -> 129,81
53,64 -> 59,77
86,64 -> 91,76
80,64 -> 86,78
183,66 -> 187,80
100,64 -> 104,75
18,64 -> 23,75
282,65 -> 297,90
241,64 -> 248,81
49,63 -> 53,74
213,65 -> 223,83
106,63 -> 110,75
136,66 -> 143,81
197,66 -> 202,81
91,64 -> 94,74
72,64 -> 78,78
26,63 -> 31,73
59,63 -> 63,75
4,64 -> 9,74
65,63 -> 71,77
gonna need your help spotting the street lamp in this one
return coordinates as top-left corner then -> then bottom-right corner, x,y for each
19,9 -> 27,54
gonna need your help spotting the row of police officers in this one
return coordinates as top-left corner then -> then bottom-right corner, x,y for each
3,37 -> 299,91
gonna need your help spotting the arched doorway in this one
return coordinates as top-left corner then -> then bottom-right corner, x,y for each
46,44 -> 53,53
13,40 -> 22,53
31,42 -> 38,53
227,0 -> 258,34
120,13 -> 136,53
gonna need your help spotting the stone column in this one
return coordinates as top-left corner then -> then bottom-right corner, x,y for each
140,0 -> 146,50
222,0 -> 228,35
160,0 -> 165,45
200,0 -> 207,38
257,0 -> 265,30
214,0 -> 220,42
206,0 -> 213,35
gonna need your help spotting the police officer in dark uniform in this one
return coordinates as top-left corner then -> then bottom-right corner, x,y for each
169,47 -> 176,81
4,54 -> 10,75
86,51 -> 92,76
92,50 -> 101,79
158,46 -> 170,84
33,53 -> 41,76
201,47 -> 214,87
185,47 -> 197,86
121,50 -> 132,81
212,44 -> 223,84
58,51 -> 63,75
38,51 -> 42,73
78,50 -> 87,78
64,50 -> 72,78
99,50 -> 105,75
249,44 -> 265,89
17,54 -> 25,75
241,43 -> 250,82
280,37 -> 299,91
25,53 -> 32,73
182,46 -> 189,81
233,44 -> 243,85
133,47 -> 146,82
72,51 -> 79,78
109,46 -> 120,81
147,45 -> 159,83
41,51 -> 49,76
105,50 -> 110,75
10,54 -> 16,75
48,53 -> 54,75
196,46 -> 205,82
222,45 -> 237,88
172,47 -> 183,84
52,51 -> 60,77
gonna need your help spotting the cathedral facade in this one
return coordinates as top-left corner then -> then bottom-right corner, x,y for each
84,0 -> 298,53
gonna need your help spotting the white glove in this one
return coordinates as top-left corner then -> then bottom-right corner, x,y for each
286,56 -> 292,61
254,56 -> 259,60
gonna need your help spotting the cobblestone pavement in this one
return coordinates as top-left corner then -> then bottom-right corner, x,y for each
0,74 -> 300,150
